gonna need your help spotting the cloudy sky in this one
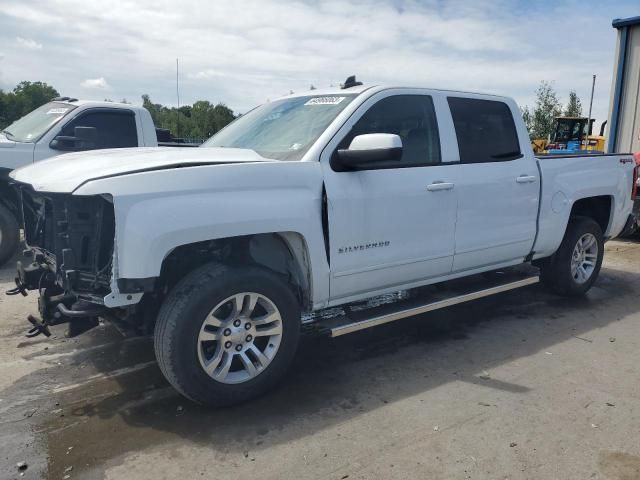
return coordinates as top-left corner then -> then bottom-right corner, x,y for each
0,0 -> 637,123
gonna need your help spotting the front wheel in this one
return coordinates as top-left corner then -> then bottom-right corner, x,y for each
540,217 -> 604,296
154,263 -> 300,407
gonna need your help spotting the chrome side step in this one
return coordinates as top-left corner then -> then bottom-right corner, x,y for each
325,274 -> 539,337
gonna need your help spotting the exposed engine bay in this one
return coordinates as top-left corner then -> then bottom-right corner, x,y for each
7,185 -> 116,337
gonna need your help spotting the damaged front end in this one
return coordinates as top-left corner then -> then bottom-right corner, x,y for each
7,185 -> 116,337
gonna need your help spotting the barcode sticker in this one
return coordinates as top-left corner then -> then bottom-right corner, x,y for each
304,97 -> 345,106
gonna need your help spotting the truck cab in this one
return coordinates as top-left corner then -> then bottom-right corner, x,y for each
0,98 -> 157,167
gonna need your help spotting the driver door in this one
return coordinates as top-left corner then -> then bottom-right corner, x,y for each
321,91 -> 458,302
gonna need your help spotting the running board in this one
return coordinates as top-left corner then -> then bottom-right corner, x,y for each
310,268 -> 540,337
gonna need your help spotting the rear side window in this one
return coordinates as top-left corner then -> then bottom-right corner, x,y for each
61,110 -> 138,149
448,97 -> 521,163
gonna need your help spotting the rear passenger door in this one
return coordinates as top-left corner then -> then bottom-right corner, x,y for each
446,96 -> 539,272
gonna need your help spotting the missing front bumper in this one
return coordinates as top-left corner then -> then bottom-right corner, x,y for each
7,259 -> 106,338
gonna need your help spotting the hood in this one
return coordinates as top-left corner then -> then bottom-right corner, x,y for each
1,136 -> 36,170
10,147 -> 272,192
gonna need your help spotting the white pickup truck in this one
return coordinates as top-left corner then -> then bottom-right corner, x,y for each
7,82 -> 637,406
0,99 -> 164,265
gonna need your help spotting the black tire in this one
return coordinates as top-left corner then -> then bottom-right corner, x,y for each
540,217 -> 604,296
0,203 -> 19,267
154,262 -> 301,407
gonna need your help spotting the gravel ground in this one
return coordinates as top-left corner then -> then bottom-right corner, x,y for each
1,240 -> 639,480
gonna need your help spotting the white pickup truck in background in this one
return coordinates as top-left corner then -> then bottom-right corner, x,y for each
7,82 -> 637,407
0,98 -> 190,265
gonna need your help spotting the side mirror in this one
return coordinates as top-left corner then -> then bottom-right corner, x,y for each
50,126 -> 97,151
337,133 -> 403,168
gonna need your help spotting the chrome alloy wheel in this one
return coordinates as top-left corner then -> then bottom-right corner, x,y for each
571,233 -> 598,284
197,292 -> 283,384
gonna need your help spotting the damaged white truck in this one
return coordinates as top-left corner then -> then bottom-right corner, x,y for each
7,81 -> 638,406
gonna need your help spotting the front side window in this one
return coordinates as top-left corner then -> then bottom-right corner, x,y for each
60,110 -> 138,150
204,94 -> 357,161
336,95 -> 441,169
1,102 -> 76,143
448,97 -> 521,163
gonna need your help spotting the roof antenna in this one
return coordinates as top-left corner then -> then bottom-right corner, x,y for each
341,75 -> 363,89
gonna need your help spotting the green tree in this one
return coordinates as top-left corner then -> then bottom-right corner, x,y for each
0,81 -> 59,129
142,94 -> 164,123
0,90 -> 8,128
563,90 -> 582,117
12,81 -> 59,113
0,81 -> 236,139
142,94 -> 235,140
520,105 -> 533,138
530,81 -> 562,140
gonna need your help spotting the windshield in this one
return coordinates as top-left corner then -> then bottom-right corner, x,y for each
204,94 -> 357,160
2,102 -> 76,143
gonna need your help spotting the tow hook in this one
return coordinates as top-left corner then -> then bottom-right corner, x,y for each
26,314 -> 52,338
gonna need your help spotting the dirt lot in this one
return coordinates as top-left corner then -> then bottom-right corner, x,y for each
1,241 -> 640,480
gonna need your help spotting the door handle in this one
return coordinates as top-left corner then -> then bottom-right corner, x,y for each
516,175 -> 537,183
426,181 -> 454,191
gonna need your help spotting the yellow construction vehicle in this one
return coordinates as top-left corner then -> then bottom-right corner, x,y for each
531,116 -> 606,154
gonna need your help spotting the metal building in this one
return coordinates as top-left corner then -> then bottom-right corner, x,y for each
607,16 -> 640,153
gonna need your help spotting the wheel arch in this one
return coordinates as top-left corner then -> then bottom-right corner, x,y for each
568,195 -> 613,235
248,232 -> 313,310
157,231 -> 314,311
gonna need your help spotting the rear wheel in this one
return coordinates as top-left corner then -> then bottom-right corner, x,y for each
154,262 -> 300,407
540,217 -> 604,296
0,203 -> 19,267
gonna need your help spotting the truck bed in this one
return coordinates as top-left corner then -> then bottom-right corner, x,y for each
532,152 -> 636,260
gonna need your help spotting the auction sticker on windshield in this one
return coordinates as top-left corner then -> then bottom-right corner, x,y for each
46,108 -> 71,115
304,97 -> 346,106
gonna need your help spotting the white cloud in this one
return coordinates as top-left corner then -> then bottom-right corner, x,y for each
80,77 -> 111,90
16,36 -> 42,49
1,0 -> 639,124
188,70 -> 223,80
